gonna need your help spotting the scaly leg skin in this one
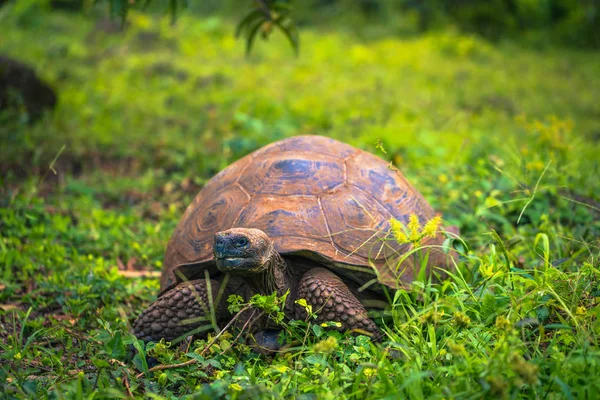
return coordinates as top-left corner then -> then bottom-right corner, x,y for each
133,279 -> 229,343
295,267 -> 381,338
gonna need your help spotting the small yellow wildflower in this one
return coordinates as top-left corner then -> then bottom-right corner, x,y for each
363,368 -> 377,378
438,174 -> 448,183
449,189 -> 460,201
408,214 -> 421,242
272,365 -> 289,374
487,376 -> 508,399
447,342 -> 467,357
510,354 -> 539,385
495,316 -> 512,331
391,214 -> 443,246
453,311 -> 471,329
420,310 -> 444,325
130,14 -> 152,29
422,216 -> 442,238
390,218 -> 409,244
313,336 -> 338,354
479,263 -> 495,279
576,306 -> 586,315
526,160 -> 545,171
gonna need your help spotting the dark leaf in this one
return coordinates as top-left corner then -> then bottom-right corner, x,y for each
169,0 -> 177,25
245,18 -> 267,57
235,9 -> 266,38
272,15 -> 299,56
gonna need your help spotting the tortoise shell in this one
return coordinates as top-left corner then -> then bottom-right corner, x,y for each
161,135 -> 451,291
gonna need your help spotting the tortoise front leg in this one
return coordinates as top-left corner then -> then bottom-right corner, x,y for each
133,279 -> 230,343
295,268 -> 381,337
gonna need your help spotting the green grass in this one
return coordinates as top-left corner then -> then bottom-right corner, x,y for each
1,6 -> 600,399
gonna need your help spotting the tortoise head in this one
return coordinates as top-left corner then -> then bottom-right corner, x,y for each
213,228 -> 274,273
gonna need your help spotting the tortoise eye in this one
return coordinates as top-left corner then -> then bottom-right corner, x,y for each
235,237 -> 249,248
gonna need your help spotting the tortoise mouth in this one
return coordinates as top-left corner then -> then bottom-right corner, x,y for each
215,256 -> 251,270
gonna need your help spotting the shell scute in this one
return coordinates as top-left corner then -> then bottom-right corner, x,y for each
234,195 -> 330,244
346,151 -> 432,223
239,153 -> 345,196
320,186 -> 393,259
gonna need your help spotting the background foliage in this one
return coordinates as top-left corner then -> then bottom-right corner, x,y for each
1,0 -> 599,398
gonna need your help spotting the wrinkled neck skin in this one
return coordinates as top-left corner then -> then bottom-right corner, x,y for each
244,250 -> 293,301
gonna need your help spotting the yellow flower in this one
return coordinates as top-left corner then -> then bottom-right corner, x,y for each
363,367 -> 377,378
408,214 -> 421,242
390,218 -> 409,244
447,342 -> 467,357
479,263 -> 495,279
510,354 -> 539,385
487,376 -> 508,398
314,336 -> 338,354
273,365 -> 289,374
495,316 -> 512,331
420,310 -> 444,325
526,160 -> 545,171
453,311 -> 471,329
422,216 -> 442,238
391,214 -> 443,246
576,306 -> 586,315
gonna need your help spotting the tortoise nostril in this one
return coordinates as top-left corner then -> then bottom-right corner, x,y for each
214,234 -> 226,257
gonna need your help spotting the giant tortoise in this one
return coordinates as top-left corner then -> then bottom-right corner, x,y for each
133,135 -> 456,344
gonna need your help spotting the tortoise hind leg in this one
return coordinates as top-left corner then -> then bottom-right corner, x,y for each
133,278 -> 230,343
295,267 -> 381,337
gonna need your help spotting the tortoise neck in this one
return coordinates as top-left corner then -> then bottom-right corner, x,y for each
246,249 -> 291,299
